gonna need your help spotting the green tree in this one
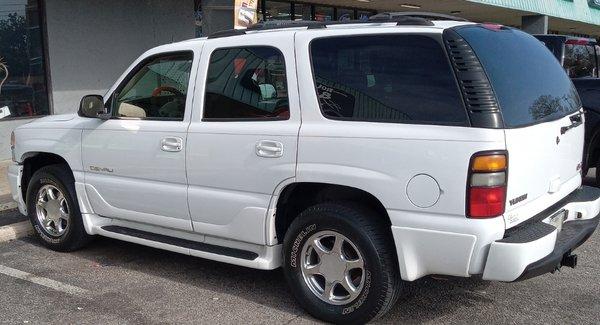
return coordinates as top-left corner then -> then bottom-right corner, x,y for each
0,13 -> 28,80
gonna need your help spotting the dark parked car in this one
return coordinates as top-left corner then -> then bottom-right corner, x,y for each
535,35 -> 600,183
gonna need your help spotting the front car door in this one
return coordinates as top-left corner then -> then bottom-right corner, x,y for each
82,47 -> 200,231
186,34 -> 301,244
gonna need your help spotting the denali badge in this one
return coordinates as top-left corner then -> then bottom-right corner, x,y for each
90,166 -> 114,173
509,194 -> 528,206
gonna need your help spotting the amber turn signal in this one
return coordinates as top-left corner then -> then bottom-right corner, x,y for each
472,154 -> 506,172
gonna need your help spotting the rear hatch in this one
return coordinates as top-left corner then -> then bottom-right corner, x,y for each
455,26 -> 584,229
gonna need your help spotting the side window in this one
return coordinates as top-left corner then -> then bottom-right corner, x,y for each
203,46 -> 289,120
113,52 -> 193,120
310,35 -> 467,125
564,44 -> 596,78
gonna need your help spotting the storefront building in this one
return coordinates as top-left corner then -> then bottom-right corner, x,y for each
1,0 -> 600,160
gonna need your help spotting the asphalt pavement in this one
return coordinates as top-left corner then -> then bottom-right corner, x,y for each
0,222 -> 598,324
0,169 -> 598,324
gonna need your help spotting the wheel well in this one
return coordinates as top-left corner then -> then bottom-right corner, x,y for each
275,183 -> 391,243
21,153 -> 71,200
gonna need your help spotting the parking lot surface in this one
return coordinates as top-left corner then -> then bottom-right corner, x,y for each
0,215 -> 598,325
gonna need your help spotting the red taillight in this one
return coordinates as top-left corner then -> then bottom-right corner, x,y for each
467,152 -> 507,218
468,187 -> 506,218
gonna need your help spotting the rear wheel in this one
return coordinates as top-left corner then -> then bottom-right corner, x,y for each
282,202 -> 402,324
26,164 -> 92,252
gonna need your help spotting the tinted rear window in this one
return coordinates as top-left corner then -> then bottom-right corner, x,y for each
456,26 -> 581,128
310,35 -> 467,125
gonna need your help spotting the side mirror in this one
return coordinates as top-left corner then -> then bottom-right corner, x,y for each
79,95 -> 109,119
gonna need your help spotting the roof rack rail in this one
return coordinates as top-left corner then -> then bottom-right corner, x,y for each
370,12 -> 469,22
247,20 -> 326,31
207,11 -> 467,39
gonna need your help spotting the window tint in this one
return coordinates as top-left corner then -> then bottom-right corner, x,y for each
455,27 -> 580,128
204,47 -> 289,120
310,35 -> 467,125
113,53 -> 193,120
564,44 -> 596,78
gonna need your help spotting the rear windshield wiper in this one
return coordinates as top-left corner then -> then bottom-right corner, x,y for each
560,111 -> 583,135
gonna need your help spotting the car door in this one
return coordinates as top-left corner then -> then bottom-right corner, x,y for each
82,50 -> 199,231
187,34 -> 300,244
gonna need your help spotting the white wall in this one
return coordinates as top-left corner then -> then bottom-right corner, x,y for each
0,0 -> 195,160
45,0 -> 196,115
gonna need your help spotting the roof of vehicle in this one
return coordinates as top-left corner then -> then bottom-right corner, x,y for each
534,34 -> 598,45
206,12 -> 474,40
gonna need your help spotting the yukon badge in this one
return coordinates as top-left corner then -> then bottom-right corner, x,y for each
509,193 -> 528,206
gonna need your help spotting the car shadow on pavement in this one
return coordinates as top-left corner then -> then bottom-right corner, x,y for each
21,234 -> 493,324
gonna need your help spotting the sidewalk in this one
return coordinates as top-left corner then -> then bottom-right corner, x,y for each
0,160 -> 16,208
1,159 -> 11,197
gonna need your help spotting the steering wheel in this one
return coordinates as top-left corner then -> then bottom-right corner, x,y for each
151,86 -> 183,97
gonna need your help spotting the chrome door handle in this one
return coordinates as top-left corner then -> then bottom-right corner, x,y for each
256,140 -> 283,158
160,137 -> 183,152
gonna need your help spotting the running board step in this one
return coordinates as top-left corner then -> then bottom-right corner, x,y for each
101,225 -> 259,260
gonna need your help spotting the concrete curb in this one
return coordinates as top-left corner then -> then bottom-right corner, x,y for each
0,201 -> 17,212
0,221 -> 33,243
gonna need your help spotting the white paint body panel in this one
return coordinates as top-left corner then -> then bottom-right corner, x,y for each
7,23 -> 599,284
503,112 -> 584,229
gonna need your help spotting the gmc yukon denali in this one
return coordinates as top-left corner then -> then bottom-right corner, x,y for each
7,14 -> 600,324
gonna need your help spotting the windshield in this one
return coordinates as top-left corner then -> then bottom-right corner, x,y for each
455,26 -> 581,128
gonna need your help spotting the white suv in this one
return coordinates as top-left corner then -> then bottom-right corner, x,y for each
8,14 -> 600,323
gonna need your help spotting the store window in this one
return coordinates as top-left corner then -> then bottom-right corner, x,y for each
293,3 -> 311,21
337,8 -> 355,21
264,1 -> 292,20
314,6 -> 333,21
0,0 -> 49,120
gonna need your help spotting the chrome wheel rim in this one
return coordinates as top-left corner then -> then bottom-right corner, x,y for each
35,184 -> 70,237
300,230 -> 365,305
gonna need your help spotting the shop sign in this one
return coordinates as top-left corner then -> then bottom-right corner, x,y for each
234,0 -> 258,29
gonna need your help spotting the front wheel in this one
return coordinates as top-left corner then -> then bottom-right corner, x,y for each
282,202 -> 402,324
26,164 -> 92,252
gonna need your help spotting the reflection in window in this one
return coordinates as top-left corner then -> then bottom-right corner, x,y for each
114,53 -> 193,120
311,35 -> 467,125
0,0 -> 49,120
204,47 -> 289,120
564,44 -> 597,78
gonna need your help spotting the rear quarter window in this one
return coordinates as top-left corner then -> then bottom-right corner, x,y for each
310,34 -> 468,125
455,26 -> 581,128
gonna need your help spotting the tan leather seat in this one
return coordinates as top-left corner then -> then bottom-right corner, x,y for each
118,103 -> 146,118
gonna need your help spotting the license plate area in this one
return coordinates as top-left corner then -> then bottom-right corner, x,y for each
543,209 -> 567,232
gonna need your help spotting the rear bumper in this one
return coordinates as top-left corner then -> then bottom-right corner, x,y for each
482,186 -> 600,282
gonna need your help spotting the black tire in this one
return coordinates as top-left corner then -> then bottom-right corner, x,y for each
282,202 -> 402,324
595,157 -> 600,186
26,164 -> 93,252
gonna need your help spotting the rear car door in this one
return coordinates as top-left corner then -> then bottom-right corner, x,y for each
186,34 -> 300,244
82,50 -> 199,231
